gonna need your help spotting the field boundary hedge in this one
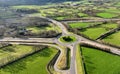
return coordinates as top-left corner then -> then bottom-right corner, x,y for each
96,27 -> 120,40
47,50 -> 60,74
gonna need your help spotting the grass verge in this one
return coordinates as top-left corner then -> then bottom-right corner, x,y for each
57,47 -> 71,70
76,45 -> 85,74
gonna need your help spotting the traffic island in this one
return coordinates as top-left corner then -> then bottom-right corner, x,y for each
59,36 -> 76,43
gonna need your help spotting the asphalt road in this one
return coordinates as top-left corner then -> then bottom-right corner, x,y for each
60,18 -> 120,23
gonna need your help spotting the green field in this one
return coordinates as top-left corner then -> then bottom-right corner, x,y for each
68,22 -> 100,28
78,13 -> 88,17
96,12 -> 118,18
27,24 -> 61,34
115,2 -> 120,7
0,47 -> 58,74
78,23 -> 117,39
10,1 -> 120,20
12,5 -> 41,9
69,21 -> 118,29
54,16 -> 68,20
102,31 -> 120,46
105,8 -> 120,13
81,27 -> 107,39
0,45 -> 33,59
11,5 -> 89,20
81,47 -> 120,74
101,23 -> 118,29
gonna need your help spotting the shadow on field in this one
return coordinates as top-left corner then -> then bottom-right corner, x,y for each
1,60 -> 27,74
84,55 -> 96,74
104,36 -> 113,39
38,48 -> 53,57
113,68 -> 120,74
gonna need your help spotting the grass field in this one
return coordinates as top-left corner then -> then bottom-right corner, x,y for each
27,24 -> 61,34
102,32 -> 120,46
105,8 -> 120,14
12,5 -> 41,9
9,1 -> 120,20
54,16 -> 67,20
101,23 -> 118,28
78,23 -> 117,39
78,13 -> 88,17
11,2 -> 120,20
11,5 -> 89,20
0,45 -> 33,59
81,27 -> 107,39
0,47 -> 58,74
96,12 -> 118,18
68,22 -> 100,28
115,2 -> 120,7
81,47 -> 120,74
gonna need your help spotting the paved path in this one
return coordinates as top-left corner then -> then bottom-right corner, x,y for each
0,37 -> 56,43
60,18 -> 120,23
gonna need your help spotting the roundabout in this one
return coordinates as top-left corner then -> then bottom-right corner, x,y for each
59,36 -> 77,43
